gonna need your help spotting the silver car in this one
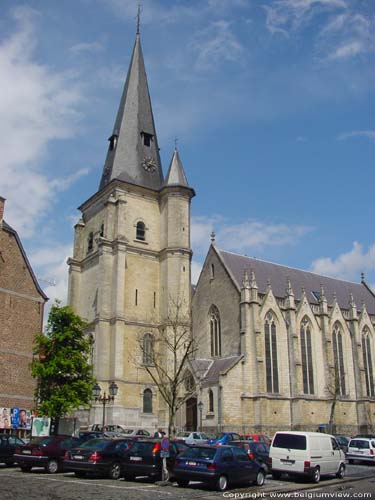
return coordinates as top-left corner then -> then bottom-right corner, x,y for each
176,431 -> 209,445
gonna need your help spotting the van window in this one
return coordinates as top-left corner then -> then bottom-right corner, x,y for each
331,438 -> 340,450
273,434 -> 306,450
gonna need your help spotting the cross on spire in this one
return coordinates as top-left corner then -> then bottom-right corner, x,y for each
136,4 -> 142,34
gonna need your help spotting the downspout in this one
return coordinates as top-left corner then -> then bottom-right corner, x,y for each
218,384 -> 222,432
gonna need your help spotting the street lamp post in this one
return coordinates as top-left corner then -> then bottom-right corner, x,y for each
198,401 -> 203,432
93,381 -> 118,430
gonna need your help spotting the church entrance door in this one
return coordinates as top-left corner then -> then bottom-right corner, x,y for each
185,397 -> 197,431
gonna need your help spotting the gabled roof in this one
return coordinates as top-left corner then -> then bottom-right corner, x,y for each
2,221 -> 48,301
216,247 -> 375,315
201,355 -> 243,385
99,33 -> 163,192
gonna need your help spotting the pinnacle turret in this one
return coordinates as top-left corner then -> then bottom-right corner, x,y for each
164,148 -> 190,188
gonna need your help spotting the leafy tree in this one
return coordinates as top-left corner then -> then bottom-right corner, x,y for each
31,302 -> 95,417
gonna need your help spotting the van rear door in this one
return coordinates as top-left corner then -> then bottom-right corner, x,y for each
271,433 -> 306,473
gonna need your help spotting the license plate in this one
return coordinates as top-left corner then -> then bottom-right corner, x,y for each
130,456 -> 142,461
187,461 -> 197,466
281,459 -> 294,464
73,455 -> 84,460
22,450 -> 31,454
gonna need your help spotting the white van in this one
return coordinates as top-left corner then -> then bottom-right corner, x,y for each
269,431 -> 345,483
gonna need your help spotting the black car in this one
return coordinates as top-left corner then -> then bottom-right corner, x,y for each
174,444 -> 266,491
0,434 -> 26,466
121,438 -> 182,481
64,437 -> 134,479
230,440 -> 270,472
78,431 -> 107,442
14,435 -> 83,473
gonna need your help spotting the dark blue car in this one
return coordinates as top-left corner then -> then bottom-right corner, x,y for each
174,444 -> 266,491
207,432 -> 241,446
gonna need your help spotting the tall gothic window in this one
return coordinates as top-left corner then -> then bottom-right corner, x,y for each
143,389 -> 152,413
209,305 -> 221,357
300,316 -> 314,394
265,311 -> 279,393
332,322 -> 346,396
142,334 -> 153,366
136,221 -> 146,241
362,327 -> 375,397
209,389 -> 214,412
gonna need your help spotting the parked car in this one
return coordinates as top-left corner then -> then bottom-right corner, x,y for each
64,437 -> 134,479
121,438 -> 182,481
207,432 -> 241,446
334,435 -> 350,454
91,424 -> 128,435
347,438 -> 375,465
269,431 -> 345,483
240,434 -> 271,446
14,435 -> 83,473
0,434 -> 26,466
175,431 -> 209,445
230,440 -> 270,472
174,444 -> 266,491
122,429 -> 150,437
78,431 -> 107,442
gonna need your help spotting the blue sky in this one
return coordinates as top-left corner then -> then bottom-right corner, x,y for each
0,0 -> 374,316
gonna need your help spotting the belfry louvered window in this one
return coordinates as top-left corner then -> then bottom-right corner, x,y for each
300,317 -> 314,394
265,311 -> 279,393
362,327 -> 375,397
209,305 -> 221,357
332,322 -> 346,396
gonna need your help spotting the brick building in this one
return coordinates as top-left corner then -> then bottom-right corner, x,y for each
0,197 -> 48,413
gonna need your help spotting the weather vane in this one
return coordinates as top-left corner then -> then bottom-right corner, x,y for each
136,4 -> 142,34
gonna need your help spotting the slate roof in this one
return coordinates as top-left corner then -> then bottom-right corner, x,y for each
189,358 -> 212,380
99,33 -> 163,192
217,248 -> 375,315
164,149 -> 190,188
2,221 -> 48,301
200,355 -> 243,385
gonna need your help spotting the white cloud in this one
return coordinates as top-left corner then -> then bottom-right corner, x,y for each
338,130 -> 375,141
0,7 -> 84,238
69,41 -> 104,55
311,241 -> 375,282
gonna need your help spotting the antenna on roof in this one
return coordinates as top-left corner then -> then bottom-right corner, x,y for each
136,3 -> 142,34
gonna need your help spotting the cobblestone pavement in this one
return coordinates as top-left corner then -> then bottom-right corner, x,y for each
0,463 -> 373,500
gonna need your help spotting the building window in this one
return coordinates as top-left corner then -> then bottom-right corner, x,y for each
100,223 -> 104,237
136,221 -> 146,241
185,372 -> 195,392
332,322 -> 346,396
265,311 -> 279,393
210,263 -> 215,279
300,316 -> 314,395
87,232 -> 94,252
209,389 -> 214,412
141,131 -> 153,147
143,334 -> 153,366
362,327 -> 375,397
209,305 -> 221,357
135,289 -> 138,306
143,389 -> 153,413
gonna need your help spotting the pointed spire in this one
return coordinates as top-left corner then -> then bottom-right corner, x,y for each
250,269 -> 258,289
319,285 -> 328,316
349,293 -> 357,320
286,277 -> 294,297
99,33 -> 163,191
242,270 -> 250,289
164,148 -> 190,187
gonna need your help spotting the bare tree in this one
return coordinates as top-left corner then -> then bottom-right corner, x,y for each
137,297 -> 198,437
327,367 -> 341,434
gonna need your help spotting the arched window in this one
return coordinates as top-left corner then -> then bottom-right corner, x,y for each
143,334 -> 153,366
332,322 -> 346,396
136,221 -> 146,241
143,389 -> 152,413
185,371 -> 195,392
362,327 -> 375,397
210,263 -> 215,279
209,305 -> 221,357
265,311 -> 279,393
209,389 -> 214,412
300,316 -> 314,394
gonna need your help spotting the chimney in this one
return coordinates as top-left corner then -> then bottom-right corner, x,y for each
0,197 -> 5,228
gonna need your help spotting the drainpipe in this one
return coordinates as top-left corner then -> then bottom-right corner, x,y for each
218,385 -> 222,432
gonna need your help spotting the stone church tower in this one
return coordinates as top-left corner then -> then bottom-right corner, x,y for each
68,31 -> 195,429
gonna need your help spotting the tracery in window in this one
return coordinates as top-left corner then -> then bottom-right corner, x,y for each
332,322 -> 346,396
362,327 -> 375,397
300,316 -> 314,394
265,311 -> 279,393
209,305 -> 221,357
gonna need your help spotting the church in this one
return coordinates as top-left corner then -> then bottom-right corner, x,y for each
68,28 -> 375,435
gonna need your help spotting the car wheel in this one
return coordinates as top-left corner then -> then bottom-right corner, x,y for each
46,459 -> 60,474
20,466 -> 32,473
254,470 -> 265,486
311,467 -> 320,483
216,474 -> 228,491
108,462 -> 121,480
177,479 -> 189,487
272,471 -> 282,480
336,464 -> 345,479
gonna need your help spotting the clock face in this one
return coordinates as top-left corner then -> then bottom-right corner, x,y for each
142,156 -> 157,172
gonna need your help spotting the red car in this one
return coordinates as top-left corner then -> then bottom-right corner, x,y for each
240,434 -> 271,446
14,435 -> 83,473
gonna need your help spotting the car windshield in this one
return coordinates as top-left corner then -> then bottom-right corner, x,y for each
350,440 -> 370,449
30,437 -> 54,446
273,434 -> 306,450
123,430 -> 134,434
177,432 -> 190,437
80,439 -> 110,450
181,447 -> 217,460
